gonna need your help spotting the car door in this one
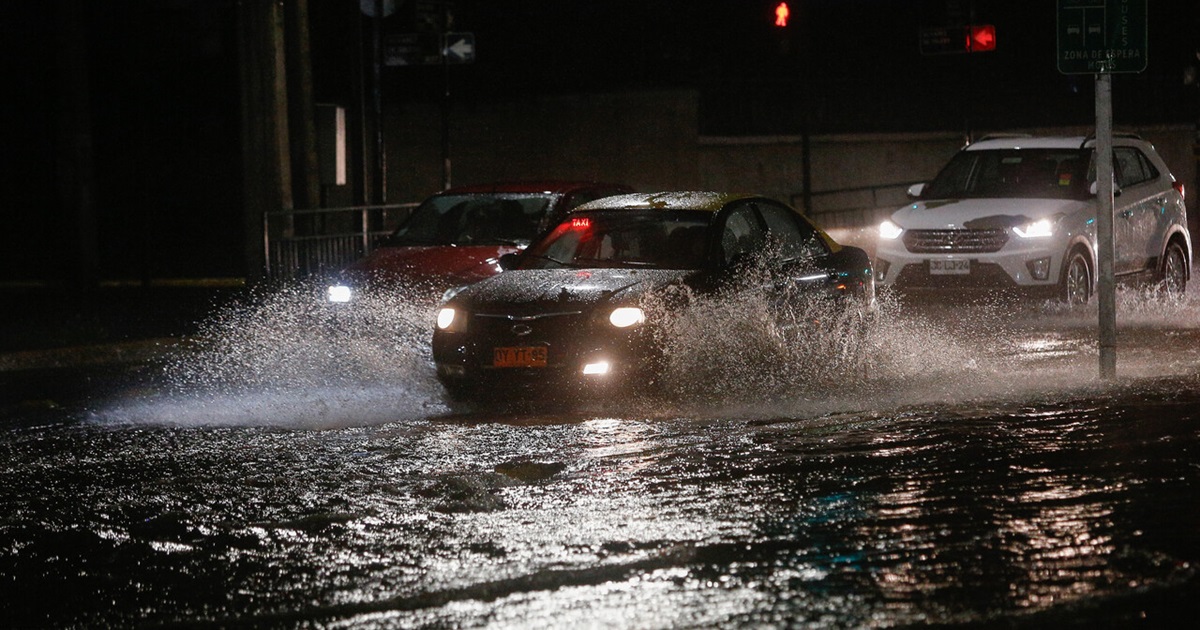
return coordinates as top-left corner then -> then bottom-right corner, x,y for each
1112,146 -> 1160,275
716,201 -> 768,268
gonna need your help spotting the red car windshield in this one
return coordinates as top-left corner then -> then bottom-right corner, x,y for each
390,194 -> 553,246
520,210 -> 712,270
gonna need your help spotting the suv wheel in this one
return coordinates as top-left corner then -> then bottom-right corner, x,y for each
1158,240 -> 1188,296
1060,250 -> 1091,305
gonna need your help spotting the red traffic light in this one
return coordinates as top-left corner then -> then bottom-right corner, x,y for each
968,24 -> 996,52
774,2 -> 790,28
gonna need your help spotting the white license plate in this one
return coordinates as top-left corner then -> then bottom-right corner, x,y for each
929,259 -> 970,275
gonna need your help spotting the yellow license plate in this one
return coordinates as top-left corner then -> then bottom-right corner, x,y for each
493,346 -> 548,368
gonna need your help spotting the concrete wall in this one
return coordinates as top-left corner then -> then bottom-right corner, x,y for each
386,89 -> 1197,244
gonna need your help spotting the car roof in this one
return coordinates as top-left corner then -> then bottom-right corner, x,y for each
437,180 -> 632,195
571,191 -> 759,213
965,134 -> 1146,151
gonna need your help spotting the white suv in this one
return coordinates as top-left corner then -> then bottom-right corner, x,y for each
875,134 -> 1190,303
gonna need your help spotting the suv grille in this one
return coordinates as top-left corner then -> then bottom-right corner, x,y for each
903,229 -> 1008,254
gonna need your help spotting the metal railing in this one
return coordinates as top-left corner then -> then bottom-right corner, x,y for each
262,184 -> 917,280
263,203 -> 417,280
794,181 -> 921,230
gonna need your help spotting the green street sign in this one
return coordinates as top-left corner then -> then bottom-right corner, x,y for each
1057,0 -> 1147,74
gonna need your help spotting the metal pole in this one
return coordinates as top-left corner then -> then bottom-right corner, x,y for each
1095,68 -> 1117,379
441,1 -> 452,190
372,0 -> 386,204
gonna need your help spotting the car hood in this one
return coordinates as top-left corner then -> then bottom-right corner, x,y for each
890,198 -> 1091,230
452,268 -> 694,312
343,245 -> 522,286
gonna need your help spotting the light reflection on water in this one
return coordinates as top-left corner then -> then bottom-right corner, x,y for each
2,285 -> 1199,626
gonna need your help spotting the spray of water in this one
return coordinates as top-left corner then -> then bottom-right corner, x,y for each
93,266 -> 1200,427
95,281 -> 449,428
643,273 -> 1200,417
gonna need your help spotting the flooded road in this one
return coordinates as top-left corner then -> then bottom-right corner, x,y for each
2,287 -> 1199,627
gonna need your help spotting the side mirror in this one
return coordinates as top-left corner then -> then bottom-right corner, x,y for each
906,183 -> 926,199
498,252 -> 520,270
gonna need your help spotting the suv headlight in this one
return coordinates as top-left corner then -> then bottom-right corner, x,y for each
878,220 -> 904,240
1013,218 -> 1055,238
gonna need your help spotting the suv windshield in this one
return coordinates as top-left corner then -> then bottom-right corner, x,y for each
520,210 -> 712,270
922,148 -> 1093,201
389,194 -> 553,246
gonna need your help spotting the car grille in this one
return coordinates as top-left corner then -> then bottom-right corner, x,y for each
469,310 -> 587,369
903,229 -> 1008,254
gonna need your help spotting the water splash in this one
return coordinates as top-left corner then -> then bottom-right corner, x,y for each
95,281 -> 449,428
91,273 -> 1200,427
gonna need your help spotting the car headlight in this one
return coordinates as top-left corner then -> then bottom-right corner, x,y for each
608,307 -> 645,328
436,307 -> 467,332
327,285 -> 353,303
878,220 -> 904,240
1013,218 -> 1055,238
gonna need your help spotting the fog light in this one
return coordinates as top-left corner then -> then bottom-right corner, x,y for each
1026,257 -> 1051,281
875,259 -> 890,282
582,361 -> 611,376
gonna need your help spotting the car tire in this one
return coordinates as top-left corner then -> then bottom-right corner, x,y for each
1157,240 -> 1188,297
1059,249 -> 1091,305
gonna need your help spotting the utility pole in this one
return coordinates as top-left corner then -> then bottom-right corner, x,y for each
1095,67 -> 1117,379
237,0 -> 293,281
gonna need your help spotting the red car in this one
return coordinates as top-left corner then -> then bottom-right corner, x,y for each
326,181 -> 633,302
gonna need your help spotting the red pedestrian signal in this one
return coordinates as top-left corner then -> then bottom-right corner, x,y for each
968,24 -> 996,52
774,2 -> 790,28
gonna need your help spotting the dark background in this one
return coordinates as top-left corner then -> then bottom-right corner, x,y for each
4,0 -> 1198,284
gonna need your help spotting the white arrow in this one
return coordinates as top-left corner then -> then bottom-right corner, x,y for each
446,38 -> 474,59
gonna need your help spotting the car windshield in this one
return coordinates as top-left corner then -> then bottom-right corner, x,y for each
922,148 -> 1093,201
389,193 -> 553,246
519,210 -> 712,270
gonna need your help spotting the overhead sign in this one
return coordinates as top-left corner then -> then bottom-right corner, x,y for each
385,32 -> 475,66
1057,0 -> 1147,74
385,33 -> 440,66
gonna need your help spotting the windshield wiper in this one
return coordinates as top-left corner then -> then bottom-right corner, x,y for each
471,237 -> 528,246
571,257 -> 659,268
524,253 -> 576,268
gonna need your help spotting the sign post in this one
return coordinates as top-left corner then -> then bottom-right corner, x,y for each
1056,0 -> 1147,380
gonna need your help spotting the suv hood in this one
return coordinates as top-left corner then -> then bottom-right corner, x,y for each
891,198 -> 1091,230
344,245 -> 522,286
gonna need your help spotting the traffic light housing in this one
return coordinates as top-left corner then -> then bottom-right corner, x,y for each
919,24 -> 997,55
968,24 -> 996,52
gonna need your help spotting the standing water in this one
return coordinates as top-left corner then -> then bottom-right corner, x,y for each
1,283 -> 1198,627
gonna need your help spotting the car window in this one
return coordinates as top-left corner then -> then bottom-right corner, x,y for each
391,194 -> 551,246
522,210 -> 711,270
923,149 -> 1091,200
719,204 -> 767,266
756,202 -> 825,261
1114,147 -> 1158,188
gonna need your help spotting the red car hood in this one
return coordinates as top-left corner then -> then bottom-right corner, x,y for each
344,245 -> 522,286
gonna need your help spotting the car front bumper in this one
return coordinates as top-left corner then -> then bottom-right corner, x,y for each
874,235 -> 1069,292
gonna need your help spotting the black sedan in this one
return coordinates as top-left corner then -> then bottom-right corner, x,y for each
432,192 -> 874,400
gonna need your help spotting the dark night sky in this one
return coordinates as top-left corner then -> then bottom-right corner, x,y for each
414,0 -> 1198,132
4,0 -> 1198,281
